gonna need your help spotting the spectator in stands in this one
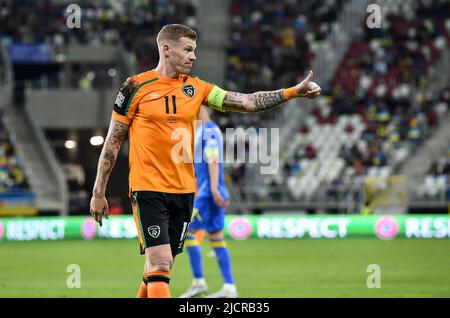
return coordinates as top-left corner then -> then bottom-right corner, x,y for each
0,0 -> 198,86
276,0 -> 450,203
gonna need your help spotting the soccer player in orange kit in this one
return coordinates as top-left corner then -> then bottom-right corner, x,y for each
89,24 -> 321,298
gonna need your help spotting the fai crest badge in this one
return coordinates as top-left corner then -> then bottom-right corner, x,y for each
148,225 -> 160,239
182,85 -> 196,98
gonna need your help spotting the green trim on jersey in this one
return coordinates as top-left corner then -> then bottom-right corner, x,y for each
133,192 -> 147,249
207,85 -> 227,112
124,77 -> 159,115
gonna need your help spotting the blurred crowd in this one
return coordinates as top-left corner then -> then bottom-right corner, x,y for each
268,0 -> 450,203
0,114 -> 29,192
0,0 -> 198,88
220,0 -> 343,129
429,146 -> 450,176
225,0 -> 343,93
417,144 -> 450,200
1,0 -> 449,206
0,0 -> 198,205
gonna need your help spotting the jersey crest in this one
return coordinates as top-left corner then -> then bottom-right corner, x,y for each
148,225 -> 160,239
182,84 -> 196,98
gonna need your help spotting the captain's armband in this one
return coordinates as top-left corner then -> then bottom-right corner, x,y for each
207,86 -> 227,112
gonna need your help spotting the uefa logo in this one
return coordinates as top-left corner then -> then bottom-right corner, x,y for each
374,217 -> 399,240
82,219 -> 97,240
228,217 -> 252,240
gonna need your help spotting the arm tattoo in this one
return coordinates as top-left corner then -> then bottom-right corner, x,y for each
93,120 -> 128,196
251,90 -> 285,112
223,90 -> 286,113
223,92 -> 250,112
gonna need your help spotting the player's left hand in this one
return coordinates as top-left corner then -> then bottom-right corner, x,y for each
296,70 -> 321,99
211,189 -> 230,209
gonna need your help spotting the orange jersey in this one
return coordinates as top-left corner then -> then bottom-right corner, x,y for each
112,69 -> 216,193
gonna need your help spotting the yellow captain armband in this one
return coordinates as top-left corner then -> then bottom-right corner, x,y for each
207,85 -> 227,112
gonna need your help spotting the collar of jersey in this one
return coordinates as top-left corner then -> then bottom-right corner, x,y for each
151,69 -> 188,83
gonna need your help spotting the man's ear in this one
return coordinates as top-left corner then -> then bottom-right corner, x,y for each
162,43 -> 170,58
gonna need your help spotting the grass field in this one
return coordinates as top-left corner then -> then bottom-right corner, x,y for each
1,238 -> 449,297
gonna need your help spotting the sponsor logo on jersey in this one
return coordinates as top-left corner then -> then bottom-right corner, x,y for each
148,93 -> 161,99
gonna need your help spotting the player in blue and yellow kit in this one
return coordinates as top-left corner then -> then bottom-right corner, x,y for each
180,106 -> 237,298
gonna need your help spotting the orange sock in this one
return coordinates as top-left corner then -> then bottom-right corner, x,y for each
147,281 -> 171,298
146,270 -> 171,298
136,280 -> 147,298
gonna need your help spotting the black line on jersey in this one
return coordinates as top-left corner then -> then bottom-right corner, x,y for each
165,96 -> 169,114
172,95 -> 177,114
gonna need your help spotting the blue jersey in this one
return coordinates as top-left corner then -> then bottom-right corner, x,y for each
194,120 -> 229,201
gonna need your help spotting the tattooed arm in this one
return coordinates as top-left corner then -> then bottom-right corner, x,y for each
89,119 -> 129,226
222,70 -> 321,113
223,90 -> 285,113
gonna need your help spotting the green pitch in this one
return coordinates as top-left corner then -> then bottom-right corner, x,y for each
1,238 -> 449,297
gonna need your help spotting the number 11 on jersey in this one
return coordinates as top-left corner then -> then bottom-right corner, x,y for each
165,95 -> 177,114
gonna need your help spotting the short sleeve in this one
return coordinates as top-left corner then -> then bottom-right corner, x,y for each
112,76 -> 139,125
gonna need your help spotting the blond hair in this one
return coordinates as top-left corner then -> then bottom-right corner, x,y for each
157,24 -> 197,46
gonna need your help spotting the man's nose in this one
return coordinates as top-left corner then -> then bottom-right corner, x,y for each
190,52 -> 196,61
